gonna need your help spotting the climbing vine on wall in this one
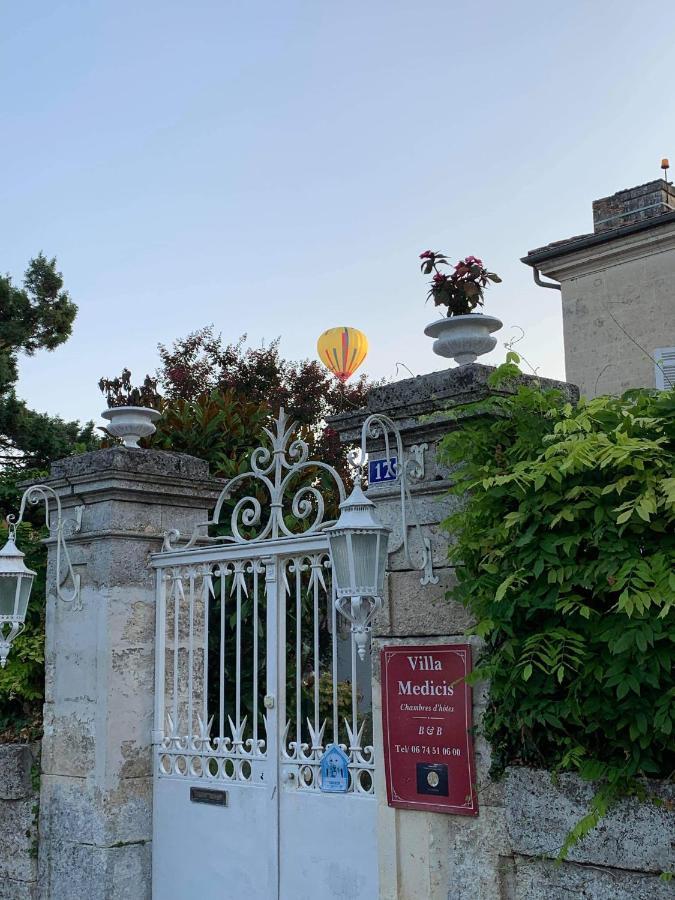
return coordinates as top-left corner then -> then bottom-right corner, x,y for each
440,354 -> 675,853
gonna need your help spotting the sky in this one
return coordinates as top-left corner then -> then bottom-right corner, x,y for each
2,0 -> 674,427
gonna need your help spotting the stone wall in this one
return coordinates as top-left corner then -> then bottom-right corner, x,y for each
330,365 -> 672,899
330,365 -> 576,900
0,742 -> 40,899
500,767 -> 674,899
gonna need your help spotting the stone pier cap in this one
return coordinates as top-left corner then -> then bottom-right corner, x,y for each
328,363 -> 578,443
42,445 -> 223,535
48,444 -> 219,491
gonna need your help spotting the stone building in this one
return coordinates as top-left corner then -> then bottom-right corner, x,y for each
522,178 -> 675,398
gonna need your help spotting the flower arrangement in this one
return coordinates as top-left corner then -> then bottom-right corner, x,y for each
98,368 -> 159,408
420,251 -> 501,317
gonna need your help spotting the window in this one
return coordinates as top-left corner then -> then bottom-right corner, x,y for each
654,347 -> 675,390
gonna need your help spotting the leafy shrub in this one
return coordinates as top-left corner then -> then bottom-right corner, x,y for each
440,355 -> 674,848
148,389 -> 271,481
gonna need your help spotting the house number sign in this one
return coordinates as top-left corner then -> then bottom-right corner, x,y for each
368,456 -> 398,485
380,643 -> 478,816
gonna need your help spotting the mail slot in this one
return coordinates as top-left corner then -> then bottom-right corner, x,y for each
190,787 -> 228,807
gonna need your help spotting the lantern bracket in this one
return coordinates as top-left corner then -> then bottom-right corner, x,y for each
9,484 -> 83,609
350,414 -> 438,588
0,622 -> 24,670
335,595 -> 382,661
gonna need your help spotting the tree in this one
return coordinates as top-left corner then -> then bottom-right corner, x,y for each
0,254 -> 77,396
155,328 -> 371,422
0,255 -> 97,740
99,326 -> 377,480
0,255 -> 97,474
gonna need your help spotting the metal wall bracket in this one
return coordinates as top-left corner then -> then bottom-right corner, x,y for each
408,443 -> 428,481
420,537 -> 439,586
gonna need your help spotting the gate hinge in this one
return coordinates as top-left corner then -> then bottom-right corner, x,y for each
264,695 -> 275,709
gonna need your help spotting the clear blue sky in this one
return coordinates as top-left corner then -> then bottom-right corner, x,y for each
2,0 -> 674,425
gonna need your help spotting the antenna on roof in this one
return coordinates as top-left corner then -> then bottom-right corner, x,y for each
661,157 -> 670,185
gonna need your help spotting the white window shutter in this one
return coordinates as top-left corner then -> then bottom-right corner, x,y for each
654,347 -> 675,390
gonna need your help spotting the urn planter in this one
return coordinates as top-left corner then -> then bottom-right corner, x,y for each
424,313 -> 503,365
101,406 -> 161,448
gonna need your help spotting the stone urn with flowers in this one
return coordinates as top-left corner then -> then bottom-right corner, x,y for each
420,251 -> 503,365
99,368 -> 161,448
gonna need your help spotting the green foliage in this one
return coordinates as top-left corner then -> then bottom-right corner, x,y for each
439,353 -> 675,851
0,395 -> 98,475
0,254 -> 96,739
148,389 -> 270,480
0,255 -> 97,476
0,254 -> 76,395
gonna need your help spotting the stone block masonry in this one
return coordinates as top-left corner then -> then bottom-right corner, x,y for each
502,767 -> 674,899
0,742 -> 40,900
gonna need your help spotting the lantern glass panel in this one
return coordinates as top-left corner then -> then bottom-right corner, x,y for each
376,534 -> 389,594
0,578 -> 19,618
16,575 -> 33,621
328,533 -> 351,594
352,532 -> 378,593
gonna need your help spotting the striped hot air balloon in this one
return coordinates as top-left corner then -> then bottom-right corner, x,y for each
317,327 -> 368,383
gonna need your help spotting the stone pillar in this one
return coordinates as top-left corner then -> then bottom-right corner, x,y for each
37,448 -> 221,900
330,364 -> 577,900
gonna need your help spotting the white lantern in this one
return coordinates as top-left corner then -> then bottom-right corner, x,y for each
325,484 -> 390,602
0,485 -> 82,667
0,532 -> 36,668
325,485 -> 390,659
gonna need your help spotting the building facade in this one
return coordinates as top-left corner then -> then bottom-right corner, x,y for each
523,179 -> 675,398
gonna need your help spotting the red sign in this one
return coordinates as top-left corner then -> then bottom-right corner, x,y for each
380,643 -> 477,816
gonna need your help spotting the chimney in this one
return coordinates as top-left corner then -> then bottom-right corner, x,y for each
592,179 -> 675,233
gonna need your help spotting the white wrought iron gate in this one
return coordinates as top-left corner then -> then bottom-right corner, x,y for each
151,412 -> 378,899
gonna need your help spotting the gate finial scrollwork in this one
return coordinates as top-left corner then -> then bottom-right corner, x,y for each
163,408 -> 347,550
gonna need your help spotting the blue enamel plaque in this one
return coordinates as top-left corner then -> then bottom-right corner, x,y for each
320,744 -> 350,793
368,455 -> 398,485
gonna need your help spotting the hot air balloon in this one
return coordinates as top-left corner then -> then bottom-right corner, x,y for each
317,327 -> 368,383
